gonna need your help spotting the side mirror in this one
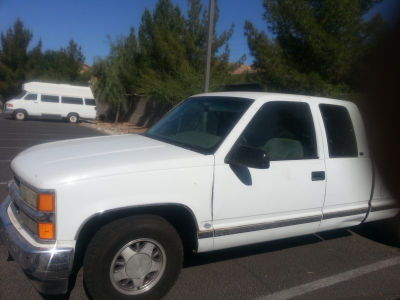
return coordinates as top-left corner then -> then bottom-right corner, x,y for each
225,145 -> 270,169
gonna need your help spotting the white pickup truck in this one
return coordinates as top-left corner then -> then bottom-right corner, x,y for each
0,92 -> 398,299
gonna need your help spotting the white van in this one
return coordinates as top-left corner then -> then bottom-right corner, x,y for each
3,82 -> 97,123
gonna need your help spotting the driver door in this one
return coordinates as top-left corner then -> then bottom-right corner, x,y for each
212,100 -> 326,250
22,93 -> 39,116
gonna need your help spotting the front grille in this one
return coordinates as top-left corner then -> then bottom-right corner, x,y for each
18,209 -> 38,235
10,200 -> 38,236
9,178 -> 38,236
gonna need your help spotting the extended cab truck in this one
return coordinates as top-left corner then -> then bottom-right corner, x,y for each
3,81 -> 96,123
0,92 -> 398,299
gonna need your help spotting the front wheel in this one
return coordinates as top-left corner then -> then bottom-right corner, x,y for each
14,110 -> 26,121
83,215 -> 183,300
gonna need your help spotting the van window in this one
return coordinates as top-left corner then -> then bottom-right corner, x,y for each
238,101 -> 318,160
15,91 -> 27,99
85,98 -> 96,106
61,96 -> 83,105
319,104 -> 358,158
41,95 -> 59,103
24,94 -> 37,100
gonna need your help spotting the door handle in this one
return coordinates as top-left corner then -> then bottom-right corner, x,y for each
311,171 -> 325,181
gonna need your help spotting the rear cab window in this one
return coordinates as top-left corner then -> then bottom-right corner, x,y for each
319,104 -> 358,158
61,96 -> 83,105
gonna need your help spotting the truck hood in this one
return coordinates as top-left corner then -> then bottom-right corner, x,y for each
11,134 -> 213,189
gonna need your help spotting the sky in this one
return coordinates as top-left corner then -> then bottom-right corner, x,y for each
0,0 -> 398,66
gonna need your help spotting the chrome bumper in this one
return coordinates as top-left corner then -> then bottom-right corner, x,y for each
0,196 -> 74,294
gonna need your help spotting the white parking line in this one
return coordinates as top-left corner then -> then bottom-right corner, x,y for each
0,182 -> 8,185
255,256 -> 400,300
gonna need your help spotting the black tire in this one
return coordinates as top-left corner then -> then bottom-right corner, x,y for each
67,113 -> 79,123
83,215 -> 183,300
13,110 -> 26,121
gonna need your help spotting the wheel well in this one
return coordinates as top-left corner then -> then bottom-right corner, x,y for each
14,109 -> 28,115
68,112 -> 79,117
74,204 -> 198,270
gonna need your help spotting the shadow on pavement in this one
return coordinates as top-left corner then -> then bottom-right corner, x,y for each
352,216 -> 400,248
40,294 -> 70,300
32,221 -> 399,299
183,222 -> 400,269
183,230 -> 350,268
1,113 -> 75,124
2,116 -> 60,123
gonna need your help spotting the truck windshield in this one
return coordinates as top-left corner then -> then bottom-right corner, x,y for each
146,96 -> 253,154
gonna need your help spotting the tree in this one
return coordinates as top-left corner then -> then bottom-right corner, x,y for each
0,19 -> 34,99
245,0 -> 386,98
136,1 -> 197,102
38,39 -> 85,82
0,19 -> 87,101
61,39 -> 85,81
92,29 -> 139,123
135,0 -> 234,102
93,0 -> 237,122
26,39 -> 44,79
92,59 -> 126,123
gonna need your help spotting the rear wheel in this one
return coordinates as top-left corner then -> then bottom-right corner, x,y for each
83,215 -> 183,300
67,113 -> 79,123
14,110 -> 26,121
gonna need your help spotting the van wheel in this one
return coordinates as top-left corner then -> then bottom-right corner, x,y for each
83,215 -> 183,300
67,113 -> 79,124
14,110 -> 26,121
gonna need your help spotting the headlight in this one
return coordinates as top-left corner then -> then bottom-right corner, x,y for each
20,183 -> 55,212
20,183 -> 37,208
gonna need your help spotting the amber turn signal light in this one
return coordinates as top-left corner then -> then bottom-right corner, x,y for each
38,223 -> 55,240
37,194 -> 55,212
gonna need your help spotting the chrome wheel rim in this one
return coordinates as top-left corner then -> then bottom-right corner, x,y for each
109,238 -> 166,295
70,115 -> 77,123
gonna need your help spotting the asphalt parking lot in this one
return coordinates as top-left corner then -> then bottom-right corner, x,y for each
0,114 -> 399,300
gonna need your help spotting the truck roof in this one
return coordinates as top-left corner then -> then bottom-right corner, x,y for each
193,91 -> 353,107
23,82 -> 94,98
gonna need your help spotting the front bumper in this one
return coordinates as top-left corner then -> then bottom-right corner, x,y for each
3,108 -> 14,115
0,196 -> 74,294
